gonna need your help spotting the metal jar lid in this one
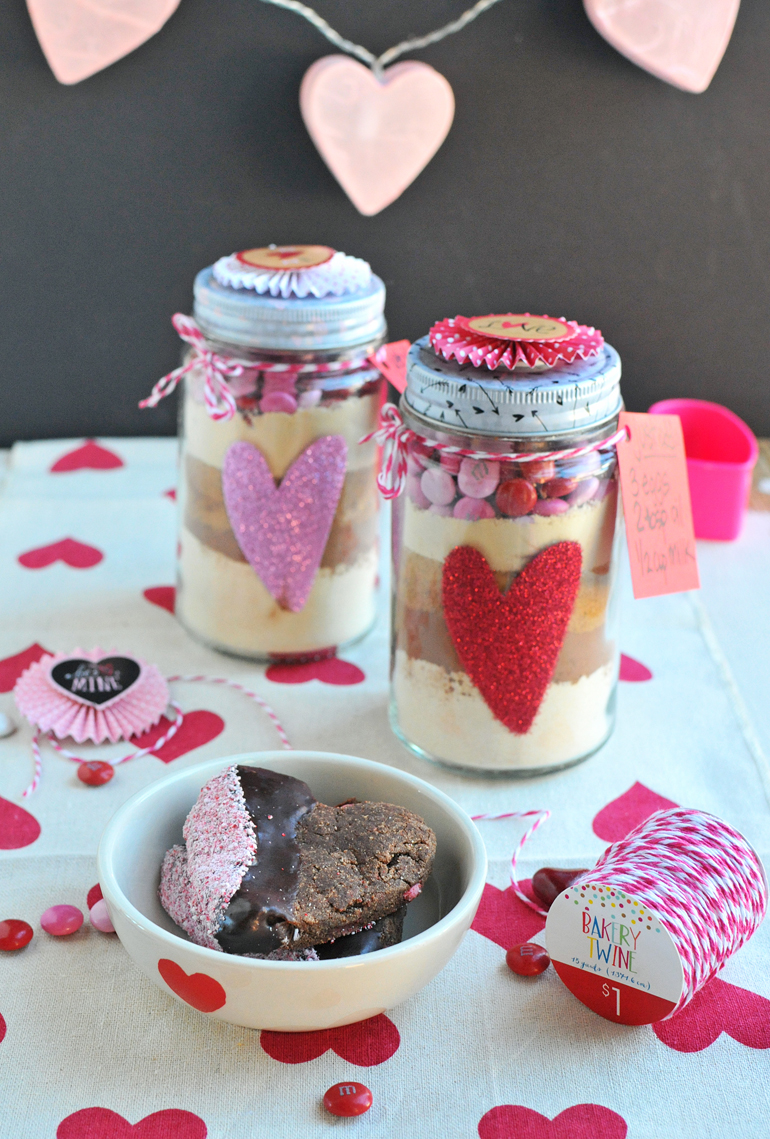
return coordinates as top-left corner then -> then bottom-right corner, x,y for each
193,266 -> 387,351
404,336 -> 622,438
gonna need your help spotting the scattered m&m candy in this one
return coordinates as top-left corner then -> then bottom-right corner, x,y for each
40,905 -> 84,937
0,919 -> 33,951
77,761 -> 115,786
89,899 -> 115,934
323,1082 -> 373,1118
506,942 -> 551,976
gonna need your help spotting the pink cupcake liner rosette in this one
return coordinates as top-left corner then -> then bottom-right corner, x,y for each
430,315 -> 605,371
14,648 -> 169,744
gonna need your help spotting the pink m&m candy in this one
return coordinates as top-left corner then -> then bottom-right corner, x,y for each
458,458 -> 500,499
454,497 -> 496,521
439,452 -> 462,475
41,905 -> 84,937
567,477 -> 600,507
533,498 -> 570,516
407,474 -> 431,510
428,504 -> 454,516
89,899 -> 115,934
421,467 -> 456,507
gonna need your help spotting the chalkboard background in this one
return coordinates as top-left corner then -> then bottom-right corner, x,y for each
2,0 -> 769,446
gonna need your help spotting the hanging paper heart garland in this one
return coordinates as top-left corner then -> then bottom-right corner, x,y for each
584,0 -> 741,93
300,56 -> 455,216
26,0 -> 181,85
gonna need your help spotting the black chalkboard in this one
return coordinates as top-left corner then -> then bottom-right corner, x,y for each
1,0 -> 768,446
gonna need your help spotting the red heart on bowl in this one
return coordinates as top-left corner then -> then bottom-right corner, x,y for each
261,1012 -> 400,1066
50,440 -> 124,472
592,782 -> 679,843
0,643 -> 51,692
478,1103 -> 627,1138
57,1107 -> 206,1138
0,797 -> 41,849
18,538 -> 103,570
129,710 -> 224,763
653,977 -> 770,1053
157,959 -> 226,1013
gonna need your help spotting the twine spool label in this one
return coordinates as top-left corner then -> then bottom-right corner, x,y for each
545,882 -> 685,1025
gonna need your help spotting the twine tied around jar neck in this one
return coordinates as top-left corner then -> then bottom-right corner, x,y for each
360,403 -> 630,500
139,314 -> 254,422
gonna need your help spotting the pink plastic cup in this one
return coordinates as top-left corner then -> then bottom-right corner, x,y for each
648,399 -> 758,541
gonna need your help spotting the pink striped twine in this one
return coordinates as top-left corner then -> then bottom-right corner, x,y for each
574,809 -> 767,1017
359,403 -> 628,500
167,675 -> 292,750
139,315 -> 253,422
471,809 -> 551,916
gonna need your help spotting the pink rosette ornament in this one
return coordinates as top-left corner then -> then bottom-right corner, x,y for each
429,313 -> 604,371
14,648 -> 169,744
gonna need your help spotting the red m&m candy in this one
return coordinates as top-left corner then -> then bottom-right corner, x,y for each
496,478 -> 537,517
506,942 -> 551,976
0,919 -> 33,951
77,761 -> 115,786
323,1082 -> 373,1118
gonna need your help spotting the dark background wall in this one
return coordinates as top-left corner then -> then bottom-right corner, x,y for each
1,0 -> 769,446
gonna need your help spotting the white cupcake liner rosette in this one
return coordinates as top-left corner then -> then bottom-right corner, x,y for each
212,249 -> 372,298
14,648 -> 170,744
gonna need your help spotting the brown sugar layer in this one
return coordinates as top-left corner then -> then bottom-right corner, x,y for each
183,454 -> 378,569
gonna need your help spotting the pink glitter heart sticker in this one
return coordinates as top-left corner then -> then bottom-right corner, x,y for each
222,437 -> 347,612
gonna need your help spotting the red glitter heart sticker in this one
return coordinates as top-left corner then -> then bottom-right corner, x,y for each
442,543 -> 582,734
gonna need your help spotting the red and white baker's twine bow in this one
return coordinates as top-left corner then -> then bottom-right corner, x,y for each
576,809 -> 767,1017
23,675 -> 291,797
139,315 -> 249,422
360,404 -> 629,500
471,809 -> 552,916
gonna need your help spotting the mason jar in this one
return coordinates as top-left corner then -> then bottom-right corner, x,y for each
390,316 -> 624,775
174,245 -> 385,659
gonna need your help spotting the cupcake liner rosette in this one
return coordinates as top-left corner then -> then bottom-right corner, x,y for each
212,249 -> 372,299
14,648 -> 169,744
429,314 -> 605,371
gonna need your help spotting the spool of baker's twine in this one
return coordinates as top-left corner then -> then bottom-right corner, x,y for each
545,809 -> 767,1024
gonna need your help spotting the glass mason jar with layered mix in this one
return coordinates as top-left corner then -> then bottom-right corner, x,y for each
171,245 -> 385,659
390,314 -> 624,775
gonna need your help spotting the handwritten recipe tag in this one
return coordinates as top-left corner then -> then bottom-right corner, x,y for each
616,412 -> 700,599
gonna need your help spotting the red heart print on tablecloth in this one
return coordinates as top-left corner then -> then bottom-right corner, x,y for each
130,711 -> 224,763
164,488 -> 177,501
87,884 -> 103,910
618,653 -> 653,682
143,586 -> 175,614
261,1013 -> 400,1066
50,440 -> 124,472
472,880 -> 545,949
653,977 -> 770,1052
57,1107 -> 206,1138
266,655 -> 364,685
18,538 -> 103,569
157,959 -> 226,1013
0,797 -> 41,849
478,1103 -> 627,1138
593,782 -> 679,842
0,1013 -> 6,1044
0,643 -> 51,692
442,543 -> 582,734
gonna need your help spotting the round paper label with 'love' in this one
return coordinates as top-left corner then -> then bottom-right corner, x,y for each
458,315 -> 574,341
235,245 -> 335,271
545,882 -> 684,1025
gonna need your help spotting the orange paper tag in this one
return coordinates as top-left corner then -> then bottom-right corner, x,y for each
369,340 -> 410,393
617,412 -> 700,599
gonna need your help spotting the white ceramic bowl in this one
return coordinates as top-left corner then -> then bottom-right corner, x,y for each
97,751 -> 487,1031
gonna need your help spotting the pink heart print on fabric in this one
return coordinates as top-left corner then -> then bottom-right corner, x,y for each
0,643 -> 51,692
618,653 -> 653,681
653,976 -> 770,1053
50,439 -> 124,472
592,781 -> 679,842
471,880 -> 546,949
56,1107 -> 206,1138
27,0 -> 182,86
261,1013 -> 400,1066
478,1103 -> 627,1138
222,437 -> 347,613
265,654 -> 365,686
18,538 -> 103,569
0,797 -> 41,849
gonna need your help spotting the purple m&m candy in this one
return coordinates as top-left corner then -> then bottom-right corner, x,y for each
567,477 -> 600,507
533,498 -> 570,516
454,497 -> 496,521
421,467 -> 456,507
458,458 -> 500,499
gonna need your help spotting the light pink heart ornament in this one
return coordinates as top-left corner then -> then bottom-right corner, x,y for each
26,0 -> 181,85
300,55 -> 455,216
584,0 -> 740,93
222,436 -> 347,612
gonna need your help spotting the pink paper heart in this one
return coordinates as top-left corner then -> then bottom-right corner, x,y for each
300,56 -> 455,216
478,1103 -> 627,1139
584,0 -> 740,93
653,976 -> 770,1052
27,0 -> 181,86
222,437 -> 347,613
57,1107 -> 206,1138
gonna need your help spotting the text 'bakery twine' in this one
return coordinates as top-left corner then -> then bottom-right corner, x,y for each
471,810 -> 552,917
359,403 -> 629,500
22,675 -> 291,797
576,809 -> 767,1017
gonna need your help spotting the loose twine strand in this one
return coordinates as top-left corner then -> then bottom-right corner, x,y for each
257,0 -> 508,78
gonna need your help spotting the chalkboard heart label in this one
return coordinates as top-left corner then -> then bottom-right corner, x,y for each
48,656 -> 142,708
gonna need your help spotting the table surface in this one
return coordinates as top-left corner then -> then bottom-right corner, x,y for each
1,437 -> 770,1139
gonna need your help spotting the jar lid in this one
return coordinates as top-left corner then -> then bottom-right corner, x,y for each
193,246 -> 386,350
404,334 -> 622,437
